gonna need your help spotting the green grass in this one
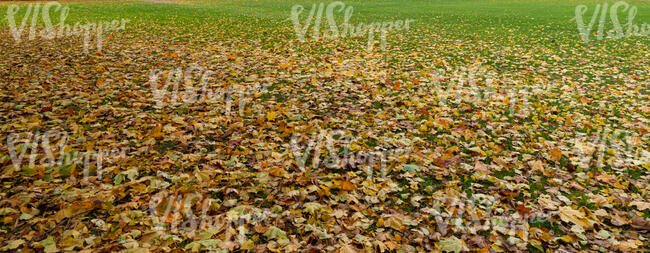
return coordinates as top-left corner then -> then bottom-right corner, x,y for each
2,0 -> 648,50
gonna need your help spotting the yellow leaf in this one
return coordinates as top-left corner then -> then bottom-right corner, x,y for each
240,240 -> 255,250
382,216 -> 404,231
163,124 -> 177,133
559,235 -> 573,243
79,117 -> 93,123
171,116 -> 185,124
195,171 -> 212,182
469,146 -> 486,156
617,240 -> 641,251
53,207 -> 75,222
528,160 -> 544,174
538,194 -> 560,210
558,206 -> 596,229
435,117 -> 452,129
266,111 -> 276,121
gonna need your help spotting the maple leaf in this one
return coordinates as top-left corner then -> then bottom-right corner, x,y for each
558,206 -> 596,230
438,236 -> 465,253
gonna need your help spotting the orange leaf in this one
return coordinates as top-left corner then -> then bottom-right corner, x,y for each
150,126 -> 164,138
335,180 -> 356,191
516,204 -> 532,215
548,148 -> 562,162
269,167 -> 285,177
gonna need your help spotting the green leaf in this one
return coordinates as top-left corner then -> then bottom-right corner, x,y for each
438,236 -> 464,253
40,236 -> 58,253
113,174 -> 125,184
402,164 -> 420,173
264,226 -> 287,240
1,239 -> 25,251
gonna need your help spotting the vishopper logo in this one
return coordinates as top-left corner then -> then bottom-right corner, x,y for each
290,1 -> 414,50
573,1 -> 649,43
5,1 -> 130,53
431,64 -> 497,108
4,130 -> 128,180
430,64 -> 556,116
422,194 -> 553,250
429,65 -> 647,169
571,128 -> 647,170
147,66 -> 268,114
289,129 -> 411,178
148,193 -> 269,234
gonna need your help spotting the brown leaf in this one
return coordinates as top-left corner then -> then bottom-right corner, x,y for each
630,216 -> 650,230
338,244 -> 358,253
610,215 -> 629,226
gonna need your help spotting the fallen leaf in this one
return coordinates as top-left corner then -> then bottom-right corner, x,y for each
382,216 -> 405,231
558,206 -> 596,229
266,111 -> 276,121
629,201 -> 650,211
438,236 -> 464,253
548,148 -> 562,162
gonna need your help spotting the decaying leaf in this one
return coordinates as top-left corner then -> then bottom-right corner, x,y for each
558,206 -> 596,229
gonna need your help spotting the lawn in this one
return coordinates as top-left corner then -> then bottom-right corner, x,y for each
0,0 -> 648,252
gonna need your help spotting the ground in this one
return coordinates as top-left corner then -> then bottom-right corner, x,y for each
0,0 -> 649,252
